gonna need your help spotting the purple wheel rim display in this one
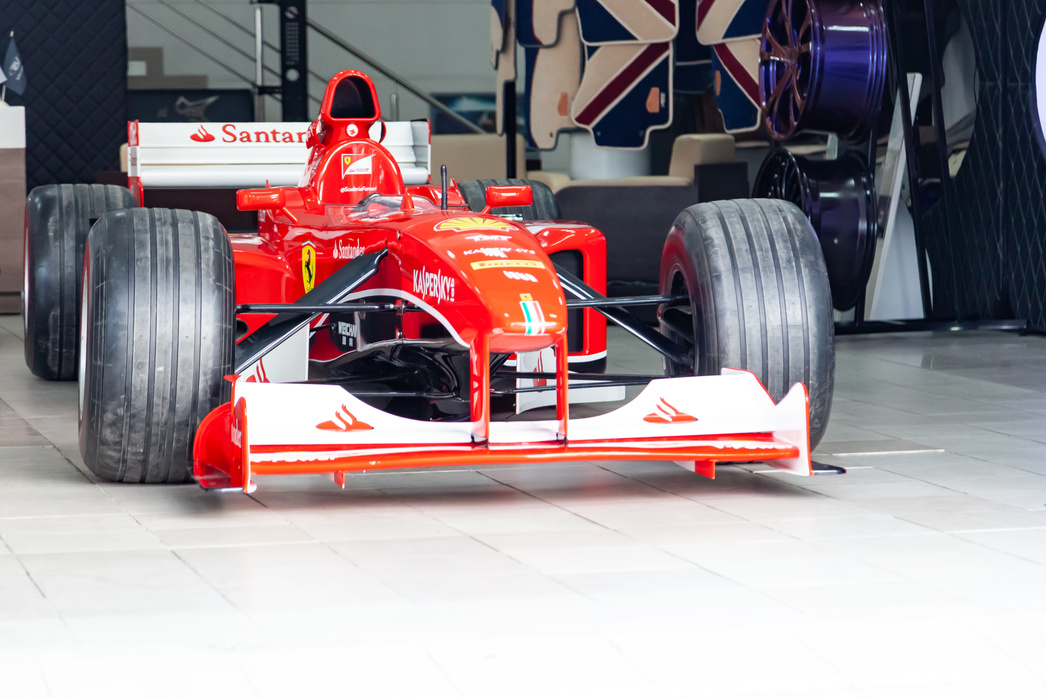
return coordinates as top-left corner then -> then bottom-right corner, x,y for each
759,0 -> 887,142
754,149 -> 877,311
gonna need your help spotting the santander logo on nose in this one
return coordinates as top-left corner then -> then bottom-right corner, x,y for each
190,126 -> 215,143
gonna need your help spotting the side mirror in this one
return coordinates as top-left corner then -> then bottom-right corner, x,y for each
237,188 -> 286,212
482,185 -> 532,213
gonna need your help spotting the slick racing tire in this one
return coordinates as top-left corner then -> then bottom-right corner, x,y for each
79,208 -> 235,483
459,178 -> 560,220
24,184 -> 137,380
659,199 -> 835,448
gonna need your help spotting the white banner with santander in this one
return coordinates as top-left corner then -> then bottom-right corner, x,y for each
128,121 -> 312,191
127,120 -> 430,192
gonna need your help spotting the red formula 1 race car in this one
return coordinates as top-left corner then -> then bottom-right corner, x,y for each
24,70 -> 835,491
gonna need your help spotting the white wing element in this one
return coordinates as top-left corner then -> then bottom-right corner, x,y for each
229,368 -> 811,480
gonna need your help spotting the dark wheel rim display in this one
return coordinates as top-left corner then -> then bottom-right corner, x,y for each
759,0 -> 887,143
754,149 -> 877,311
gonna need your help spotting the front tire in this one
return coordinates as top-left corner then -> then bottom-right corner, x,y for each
659,199 -> 835,447
79,208 -> 235,483
23,184 -> 136,380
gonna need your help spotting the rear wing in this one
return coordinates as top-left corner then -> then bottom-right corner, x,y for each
127,120 -> 431,206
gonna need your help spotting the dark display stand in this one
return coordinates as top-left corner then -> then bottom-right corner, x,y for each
999,0 -> 1046,333
837,0 -> 1034,334
0,110 -> 26,313
858,0 -> 1045,333
257,0 -> 309,122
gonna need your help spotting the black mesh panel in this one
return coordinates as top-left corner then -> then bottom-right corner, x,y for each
918,0 -> 1046,330
2,1 -> 127,190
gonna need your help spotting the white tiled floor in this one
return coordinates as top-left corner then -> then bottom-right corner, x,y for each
2,314 -> 1046,696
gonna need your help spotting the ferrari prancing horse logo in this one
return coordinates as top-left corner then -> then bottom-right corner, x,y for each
302,243 -> 317,293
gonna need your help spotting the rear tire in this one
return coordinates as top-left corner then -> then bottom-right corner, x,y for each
659,199 -> 835,447
23,184 -> 136,380
78,208 -> 235,483
459,178 -> 560,220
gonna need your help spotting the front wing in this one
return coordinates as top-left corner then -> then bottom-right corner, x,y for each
192,369 -> 812,493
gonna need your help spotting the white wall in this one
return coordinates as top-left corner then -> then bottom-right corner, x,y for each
126,0 -> 494,122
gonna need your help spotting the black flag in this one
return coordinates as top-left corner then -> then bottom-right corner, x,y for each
3,36 -> 26,95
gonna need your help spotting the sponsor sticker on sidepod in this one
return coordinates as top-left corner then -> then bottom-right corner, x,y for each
412,267 -> 456,303
334,239 -> 364,260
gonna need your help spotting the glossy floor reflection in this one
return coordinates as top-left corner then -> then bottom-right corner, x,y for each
2,314 -> 1046,697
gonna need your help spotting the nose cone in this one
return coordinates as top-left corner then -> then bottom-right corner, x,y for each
431,215 -> 568,352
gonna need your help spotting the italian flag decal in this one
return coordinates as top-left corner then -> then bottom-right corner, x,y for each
519,295 -> 547,335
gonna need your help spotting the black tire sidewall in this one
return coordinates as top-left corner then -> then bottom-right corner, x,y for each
79,208 -> 234,483
660,217 -> 717,377
23,184 -> 136,380
460,178 -> 560,220
660,199 -> 835,447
